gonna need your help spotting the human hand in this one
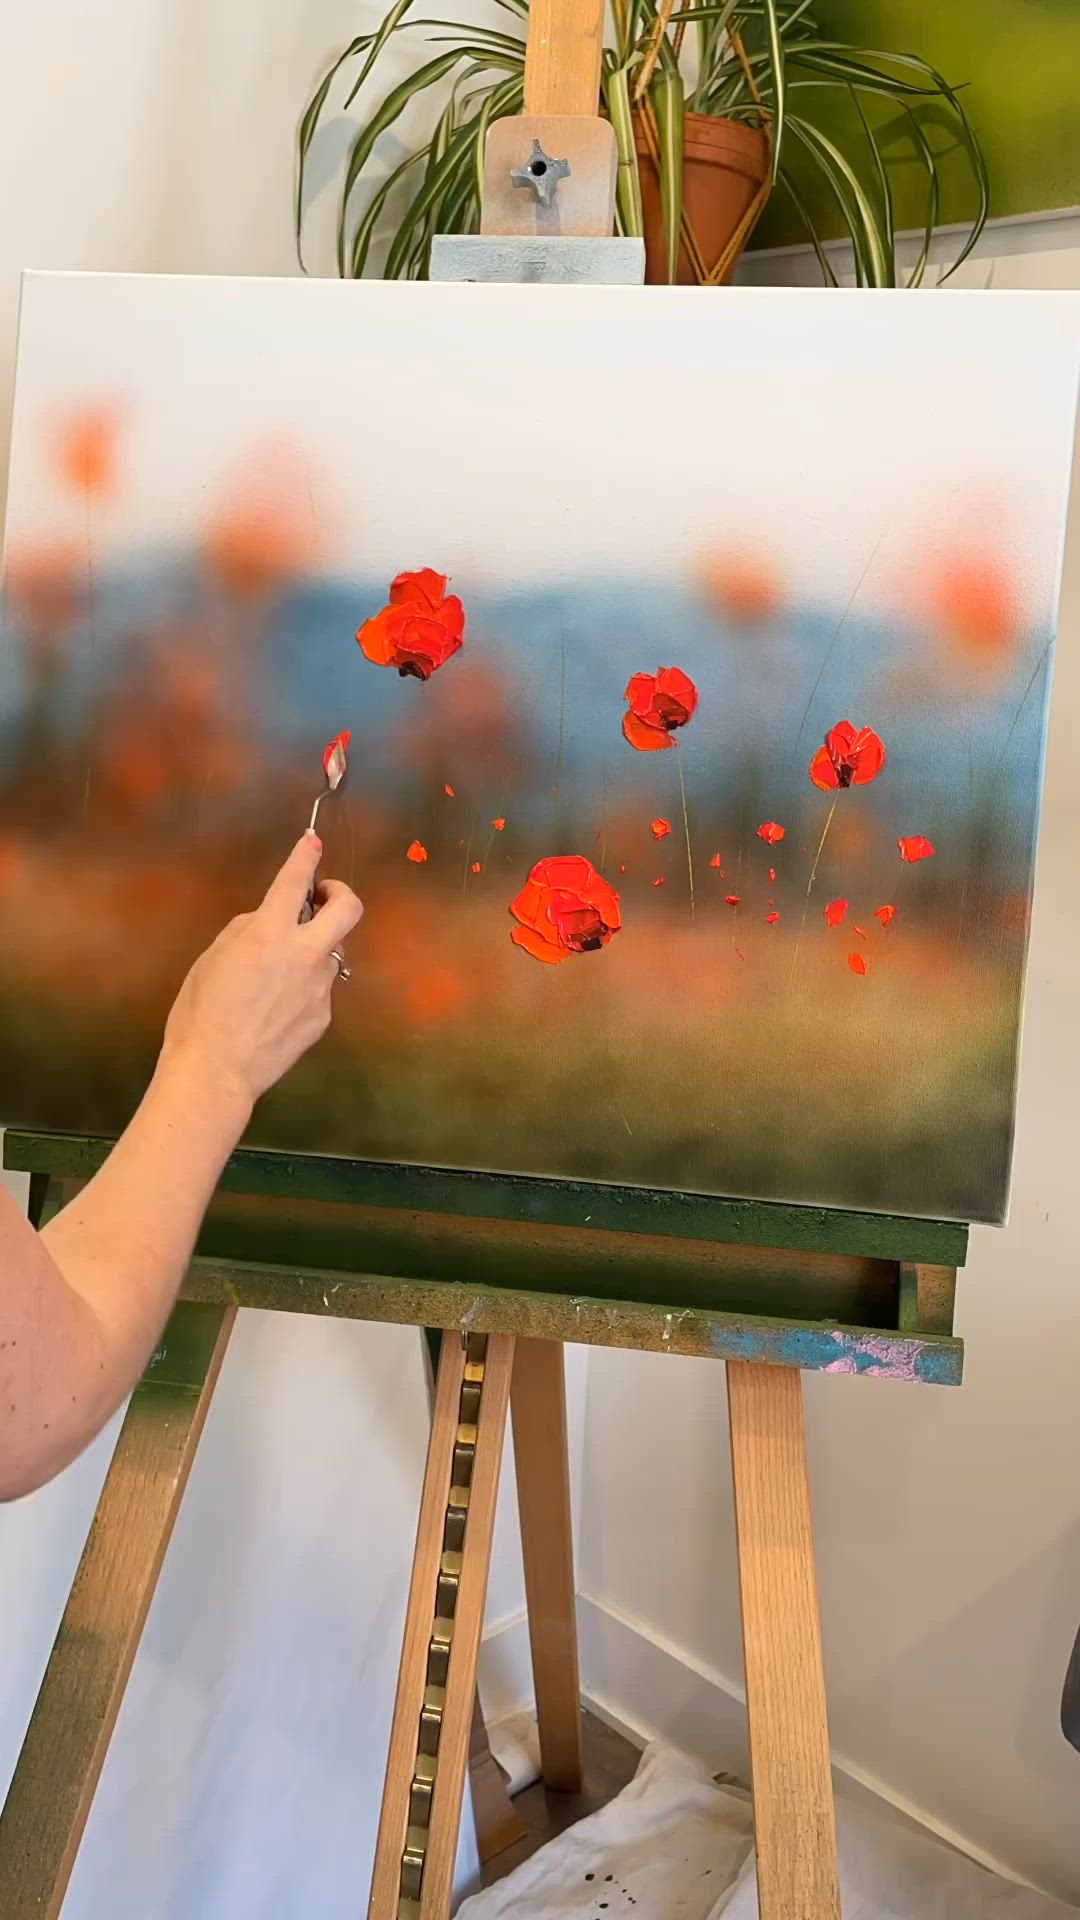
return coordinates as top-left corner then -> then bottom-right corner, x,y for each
160,833 -> 363,1113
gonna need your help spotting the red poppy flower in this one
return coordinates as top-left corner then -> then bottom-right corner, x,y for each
322,730 -> 350,788
709,852 -> 722,870
809,721 -> 887,792
898,835 -> 935,863
765,911 -> 780,925
651,818 -> 672,840
757,821 -> 785,845
444,783 -> 455,797
848,952 -> 868,976
358,568 -> 465,680
768,867 -> 776,883
471,861 -> 482,874
823,899 -> 847,927
623,668 -> 699,752
875,904 -> 897,927
653,876 -> 665,888
492,817 -> 506,831
509,855 -> 621,966
406,840 -> 429,863
724,894 -> 740,908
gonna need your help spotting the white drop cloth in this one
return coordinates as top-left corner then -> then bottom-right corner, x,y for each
456,1743 -> 1080,1920
487,1709 -> 543,1797
456,1743 -> 754,1920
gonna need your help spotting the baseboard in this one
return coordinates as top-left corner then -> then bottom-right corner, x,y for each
482,1590 -> 1045,1894
576,1592 -> 1043,1894
478,1608 -> 534,1729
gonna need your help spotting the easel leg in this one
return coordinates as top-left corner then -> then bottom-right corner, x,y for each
0,1301 -> 235,1920
511,1338 -> 583,1791
727,1361 -> 840,1920
370,1331 -> 514,1920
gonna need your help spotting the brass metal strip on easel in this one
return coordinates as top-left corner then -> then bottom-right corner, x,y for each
396,1333 -> 488,1920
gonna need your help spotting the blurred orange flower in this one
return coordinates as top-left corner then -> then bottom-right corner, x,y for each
700,551 -> 781,623
55,407 -> 119,499
3,539 -> 83,638
929,553 -> 1020,660
407,840 -> 429,863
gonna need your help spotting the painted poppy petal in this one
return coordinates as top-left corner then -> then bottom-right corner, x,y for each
848,952 -> 868,976
509,875 -> 547,931
357,606 -> 399,666
406,840 -> 428,863
765,911 -> 780,924
623,711 -> 673,752
438,593 -> 466,644
625,672 -> 659,718
849,727 -> 887,785
874,903 -> 897,926
757,821 -> 785,845
709,853 -> 722,870
823,898 -> 848,927
897,835 -> 936,863
511,924 -> 568,964
651,818 -> 672,839
655,666 -> 699,722
390,568 -> 448,612
809,745 -> 840,791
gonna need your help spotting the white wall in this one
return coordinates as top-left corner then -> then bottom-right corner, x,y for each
3,0 -> 1080,1904
580,230 -> 1080,1906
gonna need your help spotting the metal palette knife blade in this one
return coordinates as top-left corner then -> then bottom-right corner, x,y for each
299,731 -> 350,924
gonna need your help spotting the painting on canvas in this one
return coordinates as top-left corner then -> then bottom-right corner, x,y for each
1,274 -> 1077,1223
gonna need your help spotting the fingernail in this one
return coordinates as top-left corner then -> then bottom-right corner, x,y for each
306,830 -> 322,850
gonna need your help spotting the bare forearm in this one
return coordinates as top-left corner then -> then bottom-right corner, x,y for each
0,1045 -> 251,1495
42,1043 -> 250,1393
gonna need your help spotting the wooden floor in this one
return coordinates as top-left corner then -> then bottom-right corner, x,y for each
481,1711 -> 642,1889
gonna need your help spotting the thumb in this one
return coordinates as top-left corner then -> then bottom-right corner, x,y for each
262,832 -> 322,922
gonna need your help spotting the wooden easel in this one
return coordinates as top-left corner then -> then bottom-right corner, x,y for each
0,1134 -> 964,1920
0,7 -> 969,1916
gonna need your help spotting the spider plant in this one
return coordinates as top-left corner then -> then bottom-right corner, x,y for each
297,0 -> 988,287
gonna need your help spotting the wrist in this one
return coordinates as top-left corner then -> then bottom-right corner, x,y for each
153,1035 -> 255,1142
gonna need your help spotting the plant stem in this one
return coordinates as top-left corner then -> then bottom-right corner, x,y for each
789,796 -> 837,986
676,745 -> 695,921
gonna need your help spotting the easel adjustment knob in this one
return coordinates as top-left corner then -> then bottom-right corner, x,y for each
511,137 -> 571,207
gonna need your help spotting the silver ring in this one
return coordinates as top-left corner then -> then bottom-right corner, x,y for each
330,948 -> 351,983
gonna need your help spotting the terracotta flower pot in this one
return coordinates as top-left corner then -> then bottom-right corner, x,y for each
635,113 -> 770,286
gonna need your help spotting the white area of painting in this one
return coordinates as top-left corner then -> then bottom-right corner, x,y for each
0,0 -> 1079,1907
6,274 -> 1080,639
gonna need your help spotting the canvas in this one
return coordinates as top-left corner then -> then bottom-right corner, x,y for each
1,274 -> 1078,1224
